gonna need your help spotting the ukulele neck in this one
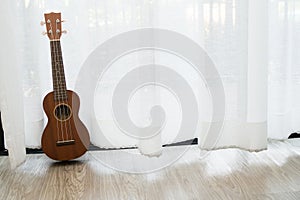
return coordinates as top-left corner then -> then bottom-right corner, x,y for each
50,40 -> 68,101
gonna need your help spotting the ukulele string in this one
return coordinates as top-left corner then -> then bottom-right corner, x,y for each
49,21 -> 61,142
54,21 -> 68,142
51,21 -> 65,142
54,41 -> 67,142
55,19 -> 73,141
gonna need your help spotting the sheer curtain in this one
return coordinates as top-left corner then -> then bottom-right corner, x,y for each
268,0 -> 300,139
0,1 -> 26,168
0,0 -> 297,168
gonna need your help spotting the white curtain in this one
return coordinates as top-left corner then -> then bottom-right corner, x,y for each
0,1 -> 26,168
268,0 -> 300,138
0,0 -> 298,168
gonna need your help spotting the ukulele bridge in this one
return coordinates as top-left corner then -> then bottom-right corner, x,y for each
56,139 -> 75,146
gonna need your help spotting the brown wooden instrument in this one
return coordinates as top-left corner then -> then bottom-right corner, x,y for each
41,12 -> 90,161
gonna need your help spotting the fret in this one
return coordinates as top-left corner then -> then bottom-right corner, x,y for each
53,88 -> 67,92
52,70 -> 65,73
51,59 -> 63,62
52,74 -> 66,77
53,78 -> 66,81
53,87 -> 67,90
53,86 -> 67,89
53,80 -> 67,84
50,40 -> 68,101
51,54 -> 64,57
52,61 -> 63,64
53,79 -> 66,82
54,91 -> 67,95
53,83 -> 67,87
54,92 -> 67,95
53,83 -> 66,86
54,92 -> 67,96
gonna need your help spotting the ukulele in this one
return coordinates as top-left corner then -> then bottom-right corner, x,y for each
41,12 -> 90,161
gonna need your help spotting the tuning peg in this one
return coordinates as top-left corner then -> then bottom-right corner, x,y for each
62,30 -> 67,34
61,20 -> 66,23
40,21 -> 46,26
42,31 -> 47,35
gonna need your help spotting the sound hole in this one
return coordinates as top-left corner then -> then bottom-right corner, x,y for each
54,104 -> 72,121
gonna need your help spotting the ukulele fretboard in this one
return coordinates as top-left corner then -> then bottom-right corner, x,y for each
50,41 -> 67,101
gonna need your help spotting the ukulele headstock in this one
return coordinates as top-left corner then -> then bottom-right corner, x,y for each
41,12 -> 66,41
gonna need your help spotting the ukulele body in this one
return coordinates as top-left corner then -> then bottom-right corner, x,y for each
41,90 -> 90,161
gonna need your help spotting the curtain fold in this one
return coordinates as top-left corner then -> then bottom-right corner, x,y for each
0,1 -> 26,168
0,0 -> 299,168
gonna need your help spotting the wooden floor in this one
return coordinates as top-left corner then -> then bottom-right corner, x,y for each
0,140 -> 300,200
